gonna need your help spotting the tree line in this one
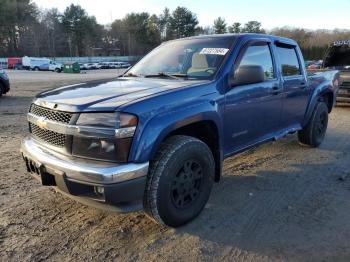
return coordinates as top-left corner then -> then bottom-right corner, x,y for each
1,0 -> 350,59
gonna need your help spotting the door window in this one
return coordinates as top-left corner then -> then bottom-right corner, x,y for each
276,46 -> 301,76
238,43 -> 275,80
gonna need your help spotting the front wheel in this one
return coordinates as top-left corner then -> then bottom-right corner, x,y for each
144,135 -> 215,227
298,101 -> 329,147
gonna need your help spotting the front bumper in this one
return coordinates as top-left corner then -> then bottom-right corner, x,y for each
21,137 -> 149,212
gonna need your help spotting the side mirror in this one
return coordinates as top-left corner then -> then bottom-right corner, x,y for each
229,65 -> 265,86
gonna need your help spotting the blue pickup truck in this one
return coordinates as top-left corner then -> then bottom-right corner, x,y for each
21,34 -> 339,227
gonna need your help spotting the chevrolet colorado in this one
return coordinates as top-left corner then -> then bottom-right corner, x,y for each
21,34 -> 339,227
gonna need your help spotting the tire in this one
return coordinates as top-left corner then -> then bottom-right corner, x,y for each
298,101 -> 328,147
0,83 -> 3,97
144,135 -> 215,227
34,67 -> 39,71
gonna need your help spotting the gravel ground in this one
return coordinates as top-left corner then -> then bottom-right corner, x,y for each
0,70 -> 350,262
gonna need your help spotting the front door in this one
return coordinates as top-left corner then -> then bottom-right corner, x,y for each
224,40 -> 283,155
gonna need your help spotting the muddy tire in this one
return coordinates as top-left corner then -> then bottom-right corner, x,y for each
144,135 -> 215,227
298,101 -> 328,147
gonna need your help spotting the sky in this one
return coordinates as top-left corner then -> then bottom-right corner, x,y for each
33,0 -> 350,30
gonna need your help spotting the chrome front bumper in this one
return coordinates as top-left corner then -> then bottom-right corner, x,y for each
21,137 -> 149,212
21,137 -> 149,185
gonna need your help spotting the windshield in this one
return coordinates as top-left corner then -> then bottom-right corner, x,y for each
127,37 -> 235,80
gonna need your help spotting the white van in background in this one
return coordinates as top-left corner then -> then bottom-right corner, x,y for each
22,56 -> 63,72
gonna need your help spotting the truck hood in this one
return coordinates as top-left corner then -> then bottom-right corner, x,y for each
35,77 -> 207,112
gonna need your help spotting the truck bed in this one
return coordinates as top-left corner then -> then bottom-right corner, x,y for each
308,69 -> 349,104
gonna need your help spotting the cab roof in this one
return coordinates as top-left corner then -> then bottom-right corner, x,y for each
173,33 -> 298,47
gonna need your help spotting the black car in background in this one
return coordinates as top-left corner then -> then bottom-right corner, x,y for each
0,68 -> 10,97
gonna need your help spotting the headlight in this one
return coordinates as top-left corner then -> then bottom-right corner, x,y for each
76,112 -> 137,129
76,113 -> 119,128
72,112 -> 138,162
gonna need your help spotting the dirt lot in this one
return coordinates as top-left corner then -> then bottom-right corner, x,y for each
1,70 -> 350,262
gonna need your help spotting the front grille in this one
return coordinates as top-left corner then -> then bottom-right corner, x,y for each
30,104 -> 73,124
30,123 -> 66,147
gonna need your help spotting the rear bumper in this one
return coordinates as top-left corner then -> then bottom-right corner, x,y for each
21,137 -> 149,212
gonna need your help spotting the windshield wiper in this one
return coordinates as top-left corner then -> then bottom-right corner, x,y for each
144,72 -> 183,80
122,72 -> 141,77
170,73 -> 190,79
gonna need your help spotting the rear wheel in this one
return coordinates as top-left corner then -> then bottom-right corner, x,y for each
298,101 -> 328,147
144,135 -> 215,227
34,67 -> 39,71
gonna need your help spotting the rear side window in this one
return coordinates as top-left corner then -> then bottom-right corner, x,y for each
276,46 -> 301,76
238,43 -> 274,80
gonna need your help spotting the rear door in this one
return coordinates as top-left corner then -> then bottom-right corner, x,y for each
275,44 -> 309,128
224,40 -> 283,154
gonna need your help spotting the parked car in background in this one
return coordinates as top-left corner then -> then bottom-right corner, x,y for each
80,63 -> 90,70
116,62 -> 131,68
107,62 -> 117,69
22,56 -> 63,72
98,62 -> 109,69
110,61 -> 131,69
307,61 -> 323,70
92,62 -> 101,69
88,63 -> 97,69
120,62 -> 131,68
109,62 -> 119,68
21,34 -> 339,227
0,68 -> 10,97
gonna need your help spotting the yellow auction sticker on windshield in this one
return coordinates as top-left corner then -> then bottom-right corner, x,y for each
200,48 -> 229,55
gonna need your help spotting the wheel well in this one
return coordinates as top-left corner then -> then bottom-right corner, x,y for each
320,92 -> 333,113
165,121 -> 221,182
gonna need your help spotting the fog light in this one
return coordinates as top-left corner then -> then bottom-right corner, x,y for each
94,186 -> 104,196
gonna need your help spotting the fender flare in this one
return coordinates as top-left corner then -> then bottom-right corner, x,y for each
129,103 -> 222,163
302,82 -> 334,127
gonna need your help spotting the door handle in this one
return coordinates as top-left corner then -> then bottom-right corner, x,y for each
271,85 -> 281,95
300,82 -> 307,89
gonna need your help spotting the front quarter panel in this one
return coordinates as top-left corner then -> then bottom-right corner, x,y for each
126,84 -> 223,163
